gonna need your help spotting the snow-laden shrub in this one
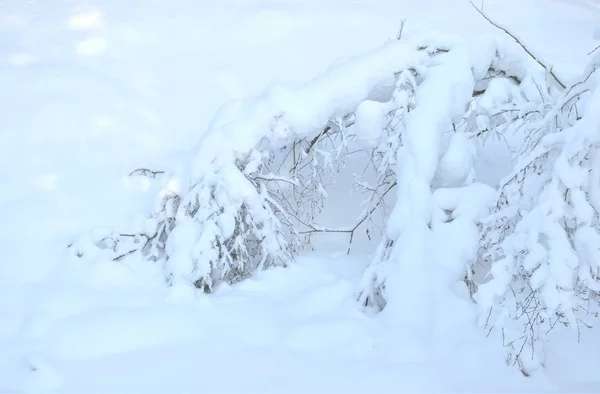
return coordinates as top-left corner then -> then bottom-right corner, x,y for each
70,22 -> 600,375
476,48 -> 600,374
352,20 -> 600,376
71,34 -> 456,291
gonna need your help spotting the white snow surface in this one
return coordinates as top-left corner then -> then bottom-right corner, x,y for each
2,0 -> 600,392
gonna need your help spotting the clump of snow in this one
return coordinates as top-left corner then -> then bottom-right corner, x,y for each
433,132 -> 477,188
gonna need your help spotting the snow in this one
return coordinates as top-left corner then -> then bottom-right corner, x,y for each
2,0 -> 600,392
433,131 -> 477,188
0,254 -> 550,393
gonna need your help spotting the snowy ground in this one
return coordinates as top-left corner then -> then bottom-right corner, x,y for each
1,0 -> 600,392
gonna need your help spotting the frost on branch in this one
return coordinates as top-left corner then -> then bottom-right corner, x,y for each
476,50 -> 600,374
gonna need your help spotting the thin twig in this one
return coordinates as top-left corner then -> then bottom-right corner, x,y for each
588,45 -> 600,56
129,168 -> 165,178
114,249 -> 137,261
470,1 -> 566,89
397,19 -> 406,40
299,181 -> 397,254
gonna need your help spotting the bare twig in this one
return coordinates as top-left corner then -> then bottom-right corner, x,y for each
397,19 -> 406,40
114,248 -> 137,261
470,1 -> 566,89
299,181 -> 397,254
129,168 -> 165,178
307,126 -> 331,153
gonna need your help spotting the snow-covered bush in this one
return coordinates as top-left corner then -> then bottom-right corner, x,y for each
71,35 -> 455,291
355,19 -> 600,377
476,46 -> 600,374
70,18 -> 600,375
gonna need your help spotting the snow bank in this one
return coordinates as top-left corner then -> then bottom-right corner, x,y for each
39,305 -> 206,360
